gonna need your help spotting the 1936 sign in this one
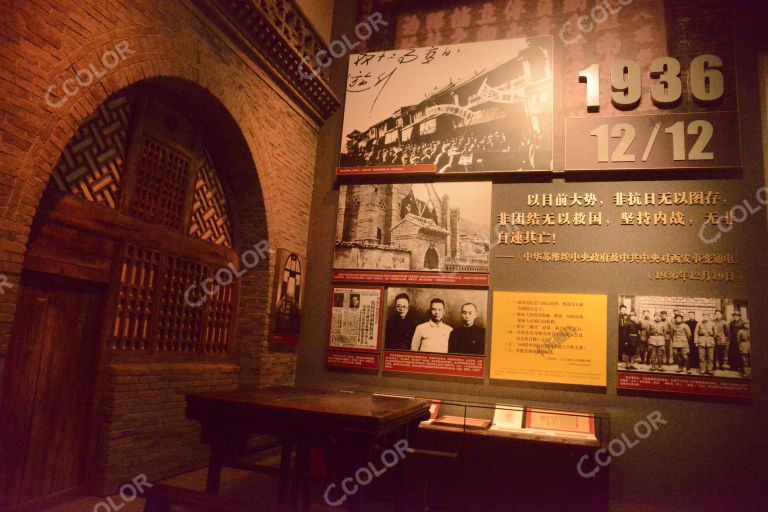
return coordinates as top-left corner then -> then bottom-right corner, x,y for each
565,55 -> 741,171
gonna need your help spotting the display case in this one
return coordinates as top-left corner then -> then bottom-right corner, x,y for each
371,392 -> 608,447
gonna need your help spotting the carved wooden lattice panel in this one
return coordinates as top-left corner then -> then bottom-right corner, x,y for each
130,137 -> 190,229
155,256 -> 207,352
110,247 -> 237,354
112,244 -> 159,351
51,96 -> 132,208
204,284 -> 236,353
189,150 -> 232,247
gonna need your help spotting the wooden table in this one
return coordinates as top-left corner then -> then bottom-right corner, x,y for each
185,387 -> 431,511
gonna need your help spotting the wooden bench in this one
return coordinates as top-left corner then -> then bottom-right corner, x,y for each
143,483 -> 287,512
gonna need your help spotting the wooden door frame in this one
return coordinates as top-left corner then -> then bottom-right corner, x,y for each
1,272 -> 110,512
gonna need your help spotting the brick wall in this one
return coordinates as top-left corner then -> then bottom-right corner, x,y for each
0,0 -> 319,376
93,364 -> 239,493
0,0 -> 322,494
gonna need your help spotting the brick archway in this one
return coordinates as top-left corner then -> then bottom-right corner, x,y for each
1,76 -> 275,503
1,16 -> 319,496
0,22 -> 320,377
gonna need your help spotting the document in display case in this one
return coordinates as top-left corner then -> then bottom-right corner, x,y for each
491,405 -> 525,431
432,416 -> 491,430
525,408 -> 597,442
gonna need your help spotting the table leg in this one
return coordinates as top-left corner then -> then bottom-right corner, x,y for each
289,443 -> 309,510
299,443 -> 312,511
278,440 -> 293,506
205,449 -> 223,494
345,441 -> 372,512
393,425 -> 410,512
289,448 -> 300,510
393,448 -> 406,512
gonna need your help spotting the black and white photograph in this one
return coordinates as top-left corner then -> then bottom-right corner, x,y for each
269,250 -> 305,344
384,287 -> 488,355
338,36 -> 553,174
335,182 -> 491,274
618,295 -> 751,381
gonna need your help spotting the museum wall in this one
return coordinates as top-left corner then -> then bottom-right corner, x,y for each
297,0 -> 768,510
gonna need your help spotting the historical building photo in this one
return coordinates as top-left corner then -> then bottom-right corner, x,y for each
334,182 -> 491,274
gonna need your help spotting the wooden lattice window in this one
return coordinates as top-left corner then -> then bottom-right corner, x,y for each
156,256 -> 208,353
205,285 -> 237,354
112,245 -> 159,351
111,247 -> 239,355
49,90 -> 240,357
130,137 -> 191,229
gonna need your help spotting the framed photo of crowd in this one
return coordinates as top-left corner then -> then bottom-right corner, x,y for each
337,36 -> 554,176
616,295 -> 751,399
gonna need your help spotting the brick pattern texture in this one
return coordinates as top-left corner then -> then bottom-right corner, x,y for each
0,0 -> 319,494
94,364 -> 239,492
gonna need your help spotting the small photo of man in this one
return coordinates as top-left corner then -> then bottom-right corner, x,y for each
738,321 -> 751,376
349,293 -> 360,309
448,303 -> 486,355
385,293 -> 417,351
333,293 -> 344,308
411,298 -> 453,353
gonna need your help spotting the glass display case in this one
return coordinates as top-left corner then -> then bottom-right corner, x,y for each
358,390 -> 609,447
420,400 -> 604,446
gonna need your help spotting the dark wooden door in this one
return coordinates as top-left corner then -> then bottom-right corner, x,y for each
1,271 -> 104,509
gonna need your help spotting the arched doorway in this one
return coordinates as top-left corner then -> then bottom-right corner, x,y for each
275,254 -> 302,332
0,84 -> 247,509
424,245 -> 439,269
